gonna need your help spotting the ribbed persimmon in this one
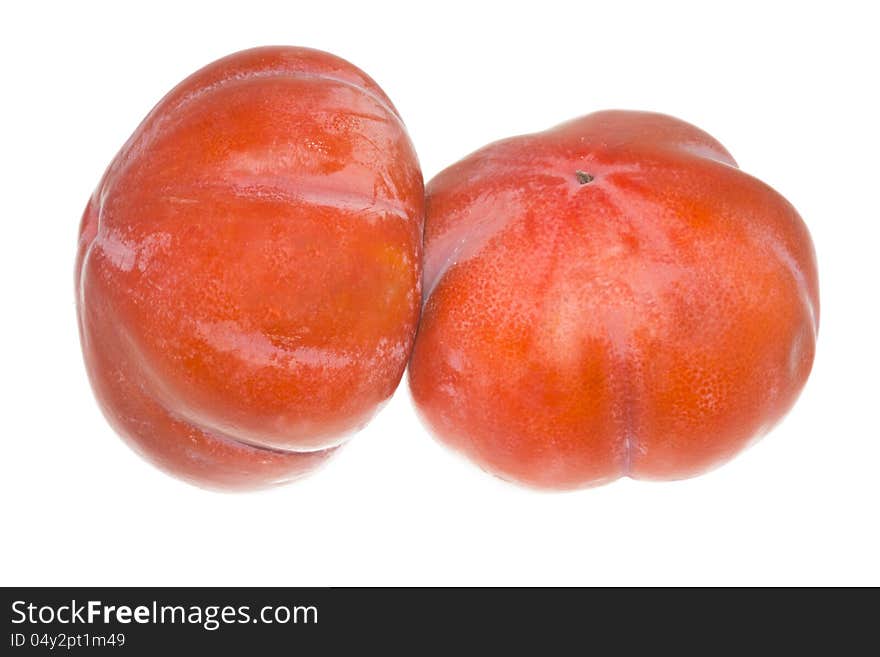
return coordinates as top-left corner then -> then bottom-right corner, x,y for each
76,47 -> 423,489
409,110 -> 818,489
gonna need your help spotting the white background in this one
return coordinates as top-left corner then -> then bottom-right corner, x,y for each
2,0 -> 878,586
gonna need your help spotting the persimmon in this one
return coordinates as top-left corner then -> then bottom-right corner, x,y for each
409,110 -> 818,489
76,47 -> 423,489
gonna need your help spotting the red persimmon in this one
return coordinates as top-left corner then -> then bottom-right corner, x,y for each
76,47 -> 423,489
409,110 -> 818,489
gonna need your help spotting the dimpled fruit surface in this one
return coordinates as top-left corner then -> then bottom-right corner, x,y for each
409,110 -> 818,490
76,47 -> 424,490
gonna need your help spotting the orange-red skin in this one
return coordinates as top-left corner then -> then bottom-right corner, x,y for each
409,110 -> 818,490
76,47 -> 423,490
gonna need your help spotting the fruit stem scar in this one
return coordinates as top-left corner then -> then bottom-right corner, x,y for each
575,170 -> 594,184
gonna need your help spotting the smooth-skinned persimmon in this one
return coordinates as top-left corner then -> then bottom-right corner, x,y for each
409,110 -> 818,489
76,47 -> 423,489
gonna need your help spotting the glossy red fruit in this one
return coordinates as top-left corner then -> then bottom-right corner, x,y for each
76,47 -> 423,489
409,110 -> 818,489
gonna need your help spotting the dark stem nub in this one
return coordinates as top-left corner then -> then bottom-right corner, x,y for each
575,170 -> 594,185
